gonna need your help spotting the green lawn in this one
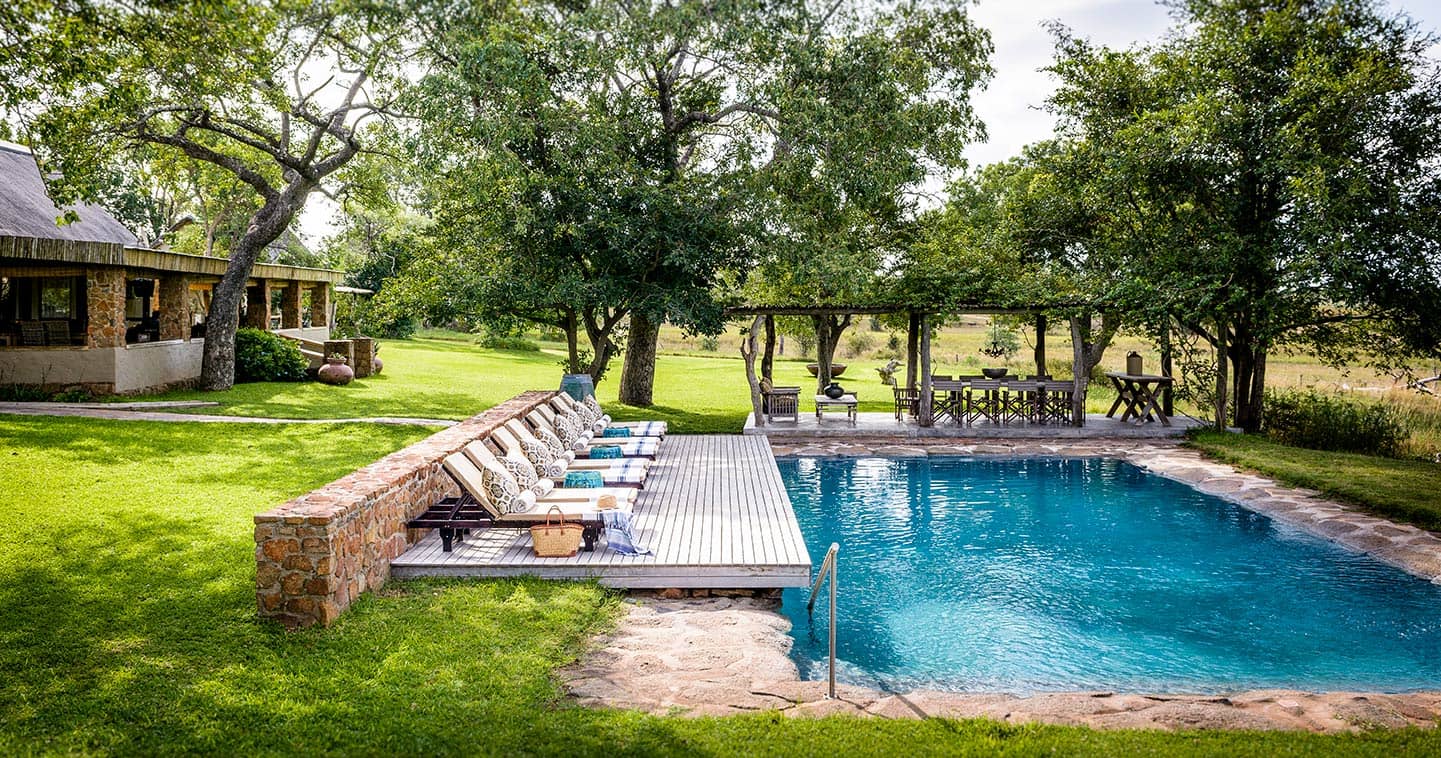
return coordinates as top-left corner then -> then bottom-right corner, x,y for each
1187,431 -> 1441,531
4,415 -> 1441,754
137,331 -> 1124,432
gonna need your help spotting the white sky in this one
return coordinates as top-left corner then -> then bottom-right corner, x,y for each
297,0 -> 1441,247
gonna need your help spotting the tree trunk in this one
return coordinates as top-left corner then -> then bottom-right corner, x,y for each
199,194 -> 304,390
1214,319 -> 1229,429
811,314 -> 851,392
813,315 -> 832,392
741,315 -> 766,427
618,311 -> 661,406
564,310 -> 581,374
1234,346 -> 1267,433
761,314 -> 775,382
1068,310 -> 1120,427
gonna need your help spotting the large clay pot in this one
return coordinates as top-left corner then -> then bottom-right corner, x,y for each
806,362 -> 848,377
823,382 -> 846,399
318,358 -> 354,386
981,367 -> 1008,379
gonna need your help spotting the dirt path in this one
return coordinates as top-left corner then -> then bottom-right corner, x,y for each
0,401 -> 456,426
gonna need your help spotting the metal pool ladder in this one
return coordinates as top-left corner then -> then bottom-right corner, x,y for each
806,542 -> 839,699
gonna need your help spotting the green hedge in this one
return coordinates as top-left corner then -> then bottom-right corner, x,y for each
1263,389 -> 1407,457
234,328 -> 308,382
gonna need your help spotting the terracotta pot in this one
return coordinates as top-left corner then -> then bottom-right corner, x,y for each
318,358 -> 354,386
806,362 -> 848,377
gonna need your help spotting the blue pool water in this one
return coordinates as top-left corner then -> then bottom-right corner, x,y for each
777,456 -> 1441,693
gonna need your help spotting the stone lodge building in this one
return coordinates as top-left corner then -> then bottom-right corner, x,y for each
0,142 -> 343,394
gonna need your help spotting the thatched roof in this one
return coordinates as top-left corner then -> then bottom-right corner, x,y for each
0,142 -> 138,246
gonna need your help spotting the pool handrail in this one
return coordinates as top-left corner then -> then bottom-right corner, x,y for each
807,542 -> 840,699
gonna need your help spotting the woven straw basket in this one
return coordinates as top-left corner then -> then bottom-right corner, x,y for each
530,506 -> 585,557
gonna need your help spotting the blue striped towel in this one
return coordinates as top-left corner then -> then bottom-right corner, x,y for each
601,510 -> 651,555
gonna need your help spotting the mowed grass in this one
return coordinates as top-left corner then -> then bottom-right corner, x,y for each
136,331 -> 1122,430
5,416 -> 1441,751
1188,430 -> 1441,531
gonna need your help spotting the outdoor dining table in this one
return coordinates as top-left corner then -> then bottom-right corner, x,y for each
1104,372 -> 1175,426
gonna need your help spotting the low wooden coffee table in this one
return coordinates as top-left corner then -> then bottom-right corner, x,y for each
814,393 -> 858,424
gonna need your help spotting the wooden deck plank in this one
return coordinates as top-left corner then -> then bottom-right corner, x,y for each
391,434 -> 811,585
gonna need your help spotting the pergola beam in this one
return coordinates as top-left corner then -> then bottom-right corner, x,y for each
723,304 -> 1074,317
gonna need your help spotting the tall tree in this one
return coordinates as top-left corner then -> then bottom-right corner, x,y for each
747,0 -> 993,391
1045,0 -> 1441,431
404,0 -> 751,386
2,0 -> 411,389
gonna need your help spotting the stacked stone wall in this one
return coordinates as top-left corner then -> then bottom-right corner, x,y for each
254,391 -> 556,627
85,267 -> 127,348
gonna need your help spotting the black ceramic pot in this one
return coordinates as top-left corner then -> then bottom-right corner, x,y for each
823,382 -> 845,399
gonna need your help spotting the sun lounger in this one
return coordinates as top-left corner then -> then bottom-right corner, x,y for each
461,440 -> 643,498
550,393 -> 668,437
491,423 -> 649,487
525,409 -> 659,459
405,451 -> 636,553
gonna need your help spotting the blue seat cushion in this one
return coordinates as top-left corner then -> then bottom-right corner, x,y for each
563,471 -> 605,488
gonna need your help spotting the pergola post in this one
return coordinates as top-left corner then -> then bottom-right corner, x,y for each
761,314 -> 775,382
918,313 -> 933,427
905,311 -> 920,391
280,281 -> 303,329
1161,326 -> 1174,416
1034,312 -> 1047,377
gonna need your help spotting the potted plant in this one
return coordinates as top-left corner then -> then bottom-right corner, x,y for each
317,352 -> 354,385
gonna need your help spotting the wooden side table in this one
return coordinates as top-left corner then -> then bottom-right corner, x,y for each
815,394 -> 858,424
1105,372 -> 1174,426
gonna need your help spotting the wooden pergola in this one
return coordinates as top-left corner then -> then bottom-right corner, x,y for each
725,303 -> 1071,427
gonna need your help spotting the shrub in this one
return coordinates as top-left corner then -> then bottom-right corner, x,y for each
479,334 -> 541,352
1263,390 -> 1408,457
844,333 -> 876,358
698,335 -> 719,352
50,388 -> 93,403
0,384 -> 50,402
885,333 -> 902,352
234,328 -> 308,382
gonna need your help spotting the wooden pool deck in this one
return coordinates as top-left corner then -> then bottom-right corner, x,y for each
390,435 -> 813,588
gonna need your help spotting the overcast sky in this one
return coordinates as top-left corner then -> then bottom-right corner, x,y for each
298,0 -> 1441,246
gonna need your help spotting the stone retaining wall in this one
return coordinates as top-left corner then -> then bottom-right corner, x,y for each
254,390 -> 556,628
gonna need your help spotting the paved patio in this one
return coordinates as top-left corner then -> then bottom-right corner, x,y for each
744,411 -> 1205,439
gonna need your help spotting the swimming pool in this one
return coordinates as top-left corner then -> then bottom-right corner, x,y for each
777,456 -> 1441,693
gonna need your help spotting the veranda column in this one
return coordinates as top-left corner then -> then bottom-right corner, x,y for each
310,284 -> 330,328
157,275 -> 192,341
918,313 -> 934,427
244,279 -> 271,329
280,281 -> 302,329
85,267 -> 127,348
